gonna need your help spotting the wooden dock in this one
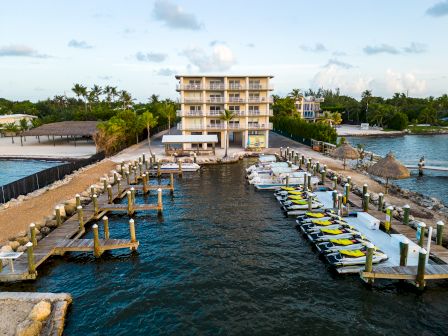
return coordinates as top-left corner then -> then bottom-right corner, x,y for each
0,156 -> 169,282
361,264 -> 448,281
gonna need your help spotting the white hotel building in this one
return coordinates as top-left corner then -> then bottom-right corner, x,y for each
175,75 -> 273,149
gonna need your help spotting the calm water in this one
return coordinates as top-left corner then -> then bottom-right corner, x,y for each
2,161 -> 448,335
348,134 -> 448,205
0,160 -> 64,186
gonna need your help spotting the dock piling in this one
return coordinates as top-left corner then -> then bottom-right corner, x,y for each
26,242 -> 36,275
362,184 -> 368,198
403,204 -> 410,225
364,243 -> 374,284
170,173 -> 174,194
436,221 -> 444,245
307,173 -> 312,190
102,178 -> 107,193
344,183 -> 350,205
337,193 -> 343,214
157,161 -> 161,177
103,216 -> 109,240
303,173 -> 308,191
399,240 -> 409,266
418,222 -> 426,247
142,174 -> 148,194
127,191 -> 134,216
30,223 -> 37,246
75,194 -> 81,207
332,191 -> 338,209
157,188 -> 163,215
120,162 -> 125,176
125,171 -> 130,185
129,219 -> 137,250
178,160 -> 183,176
308,196 -> 312,211
92,224 -> 101,258
315,162 -> 320,176
363,193 -> 370,212
332,176 -> 337,190
92,194 -> 98,215
285,176 -> 289,187
107,185 -> 113,204
378,193 -> 384,211
131,187 -> 136,205
77,206 -> 84,230
385,206 -> 393,233
117,178 -> 122,194
55,207 -> 62,226
320,170 -> 326,184
416,249 -> 427,288
90,185 -> 96,197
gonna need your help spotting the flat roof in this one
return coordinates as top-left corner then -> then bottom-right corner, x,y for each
162,134 -> 218,144
175,75 -> 274,79
0,114 -> 37,119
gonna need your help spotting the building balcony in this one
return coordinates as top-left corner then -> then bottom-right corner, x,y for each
247,97 -> 273,103
177,123 -> 204,131
206,97 -> 225,103
181,98 -> 204,104
176,110 -> 204,117
208,84 -> 225,90
176,84 -> 203,91
247,122 -> 273,130
206,124 -> 226,130
248,84 -> 274,90
228,97 -> 245,103
247,109 -> 273,116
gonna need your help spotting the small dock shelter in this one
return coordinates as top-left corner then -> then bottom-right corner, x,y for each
161,134 -> 218,156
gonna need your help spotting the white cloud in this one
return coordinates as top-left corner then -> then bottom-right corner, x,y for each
155,68 -> 176,76
68,40 -> 93,49
153,0 -> 202,30
135,52 -> 167,62
299,43 -> 327,53
181,44 -> 236,72
426,1 -> 448,17
363,44 -> 400,55
0,45 -> 50,58
403,42 -> 427,54
380,69 -> 427,95
324,58 -> 353,69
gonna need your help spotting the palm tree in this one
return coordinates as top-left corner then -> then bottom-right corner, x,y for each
361,90 -> 372,123
161,100 -> 176,134
72,83 -> 88,114
139,111 -> 158,154
219,109 -> 236,158
119,90 -> 134,110
288,88 -> 303,101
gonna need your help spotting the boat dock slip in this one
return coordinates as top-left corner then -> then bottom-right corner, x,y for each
0,155 -> 173,282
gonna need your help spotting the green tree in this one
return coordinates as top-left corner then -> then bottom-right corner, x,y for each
219,109 -> 236,158
388,112 -> 408,130
288,88 -> 303,101
72,83 -> 88,116
159,100 -> 177,134
139,111 -> 158,154
19,118 -> 29,131
419,106 -> 437,124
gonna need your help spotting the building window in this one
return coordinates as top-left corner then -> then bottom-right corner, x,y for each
229,105 -> 240,111
188,79 -> 201,89
248,105 -> 260,115
229,80 -> 241,89
249,80 -> 261,89
189,105 -> 201,111
209,80 -> 224,90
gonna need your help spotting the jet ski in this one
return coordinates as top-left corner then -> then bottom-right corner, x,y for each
324,247 -> 388,267
315,238 -> 371,254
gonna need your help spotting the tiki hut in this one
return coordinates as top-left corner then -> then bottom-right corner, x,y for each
332,143 -> 360,169
367,151 -> 410,193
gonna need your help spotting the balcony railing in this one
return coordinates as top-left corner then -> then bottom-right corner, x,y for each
247,109 -> 273,116
208,84 -> 225,90
228,97 -> 245,103
247,123 -> 273,130
228,84 -> 244,90
177,83 -> 274,91
206,124 -> 226,129
247,97 -> 273,103
177,84 -> 203,90
180,97 -> 273,104
206,110 -> 223,116
177,123 -> 204,130
206,97 -> 225,103
182,98 -> 204,103
176,110 -> 204,117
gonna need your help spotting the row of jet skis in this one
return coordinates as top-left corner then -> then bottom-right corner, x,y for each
275,186 -> 389,269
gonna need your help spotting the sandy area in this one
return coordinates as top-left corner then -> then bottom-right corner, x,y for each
0,160 -> 116,243
0,136 -> 96,158
337,124 -> 403,137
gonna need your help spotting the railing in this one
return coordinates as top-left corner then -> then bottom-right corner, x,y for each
228,84 -> 244,90
247,97 -> 273,103
176,110 -> 204,117
206,124 -> 226,129
228,97 -> 245,103
206,110 -> 223,116
247,123 -> 273,130
177,84 -> 274,91
182,98 -> 203,103
206,97 -> 225,103
208,84 -> 225,90
181,97 -> 273,104
177,84 -> 203,90
248,84 -> 274,90
177,123 -> 204,130
248,109 -> 274,116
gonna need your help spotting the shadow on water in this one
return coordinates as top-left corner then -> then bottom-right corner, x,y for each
1,160 -> 448,335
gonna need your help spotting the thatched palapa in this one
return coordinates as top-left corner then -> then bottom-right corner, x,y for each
23,121 -> 99,137
367,151 -> 410,193
332,143 -> 360,169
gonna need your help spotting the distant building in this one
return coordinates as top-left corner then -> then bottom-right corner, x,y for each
295,97 -> 324,122
175,75 -> 274,149
0,114 -> 37,127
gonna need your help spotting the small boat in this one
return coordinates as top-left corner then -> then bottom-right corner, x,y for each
282,199 -> 324,211
160,162 -> 201,172
305,227 -> 362,243
315,238 -> 371,254
324,248 -> 388,267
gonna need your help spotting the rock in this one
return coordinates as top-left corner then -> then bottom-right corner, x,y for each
36,233 -> 43,241
17,245 -> 27,252
15,319 -> 42,336
29,300 -> 52,322
64,203 -> 77,217
40,227 -> 51,235
45,219 -> 59,229
80,191 -> 90,198
34,220 -> 45,230
53,205 -> 66,217
16,236 -> 30,245
370,193 -> 379,202
1,245 -> 13,253
9,241 -> 20,251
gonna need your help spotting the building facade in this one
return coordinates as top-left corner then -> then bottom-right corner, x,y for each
295,97 -> 324,122
175,75 -> 273,149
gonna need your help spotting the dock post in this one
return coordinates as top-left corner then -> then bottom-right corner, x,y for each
102,178 -> 108,193
307,173 -> 312,190
347,176 -> 351,186
399,240 -> 409,266
77,206 -> 84,230
301,155 -> 305,166
332,176 -> 337,190
131,187 -> 136,204
332,191 -> 338,209
298,156 -> 303,170
120,161 -> 125,176
30,223 -> 37,246
93,224 -> 101,258
125,171 -> 130,185
92,194 -> 98,215
418,158 -> 425,176
303,173 -> 307,191
133,166 -> 138,184
157,160 -> 161,177
337,193 -> 343,214
107,185 -> 113,204
285,176 -> 289,188
315,162 -> 320,176
26,242 -> 36,275
377,193 -> 384,211
344,183 -> 350,205
90,185 -> 96,197
103,216 -> 109,240
416,249 -> 427,289
129,219 -> 137,250
142,153 -> 146,165
279,147 -> 283,159
139,162 -> 143,178
363,193 -> 370,212
170,173 -> 174,194
75,194 -> 81,207
55,207 -> 62,226
113,172 -> 118,185
320,170 -> 326,184
418,222 -> 426,247
362,184 -> 368,207
117,178 -> 122,194
142,174 -> 148,194
436,221 -> 444,245
286,146 -> 290,157
126,191 -> 133,216
178,160 -> 183,177
364,242 -> 374,284
308,196 -> 312,211
306,159 -> 311,172
385,206 -> 393,233
157,188 -> 163,215
403,204 -> 410,225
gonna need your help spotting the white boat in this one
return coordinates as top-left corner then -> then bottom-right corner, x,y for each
160,162 -> 200,172
253,175 -> 320,190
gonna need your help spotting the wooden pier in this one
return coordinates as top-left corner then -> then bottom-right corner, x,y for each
0,155 -> 173,282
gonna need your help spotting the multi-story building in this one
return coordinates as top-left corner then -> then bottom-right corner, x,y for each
295,96 -> 324,122
175,75 -> 273,149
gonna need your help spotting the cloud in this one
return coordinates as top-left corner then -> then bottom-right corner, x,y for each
426,1 -> 448,17
0,45 -> 50,58
68,39 -> 93,49
135,52 -> 167,62
380,69 -> 427,95
246,43 -> 255,48
299,43 -> 327,53
210,40 -> 226,46
181,44 -> 236,72
155,68 -> 176,76
332,51 -> 347,56
153,0 -> 202,30
363,44 -> 400,55
324,58 -> 353,69
99,75 -> 113,80
123,28 -> 135,34
403,42 -> 427,54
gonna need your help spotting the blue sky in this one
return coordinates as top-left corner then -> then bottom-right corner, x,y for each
1,0 -> 447,102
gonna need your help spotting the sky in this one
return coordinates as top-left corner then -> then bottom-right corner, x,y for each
0,0 -> 447,102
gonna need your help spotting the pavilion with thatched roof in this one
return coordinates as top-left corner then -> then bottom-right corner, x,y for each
332,142 -> 360,169
367,151 -> 410,193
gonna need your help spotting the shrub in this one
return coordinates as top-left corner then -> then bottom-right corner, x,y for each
387,112 -> 408,131
273,116 -> 337,144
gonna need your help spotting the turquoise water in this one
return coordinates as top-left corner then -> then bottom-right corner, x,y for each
0,160 -> 64,186
348,134 -> 448,204
1,161 -> 448,335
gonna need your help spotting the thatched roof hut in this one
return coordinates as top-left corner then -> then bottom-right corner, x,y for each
332,143 -> 360,169
24,121 -> 99,137
367,151 -> 410,193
